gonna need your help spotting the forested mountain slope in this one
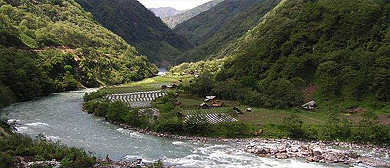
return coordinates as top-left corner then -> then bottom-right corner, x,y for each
213,0 -> 390,108
174,0 -> 280,63
162,0 -> 224,28
150,7 -> 183,18
0,0 -> 157,108
75,0 -> 193,66
173,0 -> 271,46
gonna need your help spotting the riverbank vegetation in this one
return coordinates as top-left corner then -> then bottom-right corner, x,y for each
0,120 -> 96,168
83,91 -> 255,138
84,71 -> 389,145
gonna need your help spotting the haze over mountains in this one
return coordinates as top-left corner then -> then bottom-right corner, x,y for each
150,7 -> 184,18
162,0 -> 224,28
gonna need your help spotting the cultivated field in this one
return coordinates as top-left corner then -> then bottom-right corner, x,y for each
106,91 -> 167,108
182,108 -> 238,124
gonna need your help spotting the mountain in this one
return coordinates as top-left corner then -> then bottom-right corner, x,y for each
0,0 -> 157,108
214,0 -> 390,107
162,0 -> 224,28
173,0 -> 272,47
150,7 -> 183,18
75,0 -> 193,66
174,0 -> 281,63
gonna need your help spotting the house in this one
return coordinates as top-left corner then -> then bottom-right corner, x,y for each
205,96 -> 216,102
212,100 -> 222,108
233,107 -> 243,114
199,103 -> 209,109
301,101 -> 316,110
246,108 -> 252,112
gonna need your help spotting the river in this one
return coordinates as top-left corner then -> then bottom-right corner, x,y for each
3,84 -> 387,167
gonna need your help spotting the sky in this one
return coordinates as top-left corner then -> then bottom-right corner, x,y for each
138,0 -> 212,10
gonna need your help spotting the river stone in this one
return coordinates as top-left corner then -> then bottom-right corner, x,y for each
313,151 -> 322,156
276,153 -> 288,159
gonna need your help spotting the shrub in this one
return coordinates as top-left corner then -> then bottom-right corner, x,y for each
106,101 -> 129,122
0,153 -> 16,168
83,91 -> 109,102
282,114 -> 304,139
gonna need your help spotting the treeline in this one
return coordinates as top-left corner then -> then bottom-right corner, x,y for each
83,91 -> 254,138
0,0 -> 158,108
180,0 -> 390,108
267,112 -> 390,146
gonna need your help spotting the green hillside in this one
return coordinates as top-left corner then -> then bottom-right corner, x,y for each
185,0 -> 390,108
162,0 -> 224,28
173,0 -> 271,46
174,0 -> 280,63
0,0 -> 158,108
75,0 -> 193,66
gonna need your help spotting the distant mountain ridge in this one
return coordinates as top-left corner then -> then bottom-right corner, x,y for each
174,0 -> 272,46
75,0 -> 193,66
162,0 -> 224,28
174,0 -> 280,63
150,7 -> 184,18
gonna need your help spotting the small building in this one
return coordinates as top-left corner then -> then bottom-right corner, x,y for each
301,101 -> 316,110
199,103 -> 209,109
246,108 -> 252,112
205,96 -> 216,102
212,100 -> 222,108
233,107 -> 243,114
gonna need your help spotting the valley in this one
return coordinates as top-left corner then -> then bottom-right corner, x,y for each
1,0 -> 390,167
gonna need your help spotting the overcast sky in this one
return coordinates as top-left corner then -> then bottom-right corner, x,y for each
138,0 -> 212,10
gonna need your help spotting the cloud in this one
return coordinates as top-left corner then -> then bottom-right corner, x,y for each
138,0 -> 211,10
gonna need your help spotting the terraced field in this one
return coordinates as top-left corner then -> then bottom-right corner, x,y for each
106,90 -> 167,108
183,108 -> 238,124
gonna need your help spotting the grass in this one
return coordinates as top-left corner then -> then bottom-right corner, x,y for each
98,74 -> 389,131
236,107 -> 327,126
101,75 -> 193,93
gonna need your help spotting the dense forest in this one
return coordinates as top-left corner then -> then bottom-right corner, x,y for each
174,0 -> 281,63
0,0 -> 158,108
182,0 -> 390,109
174,0 -> 272,46
162,0 -> 223,28
75,0 -> 193,66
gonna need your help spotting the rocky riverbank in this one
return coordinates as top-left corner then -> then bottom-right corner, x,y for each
18,158 -> 172,168
242,139 -> 390,167
114,122 -> 390,167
